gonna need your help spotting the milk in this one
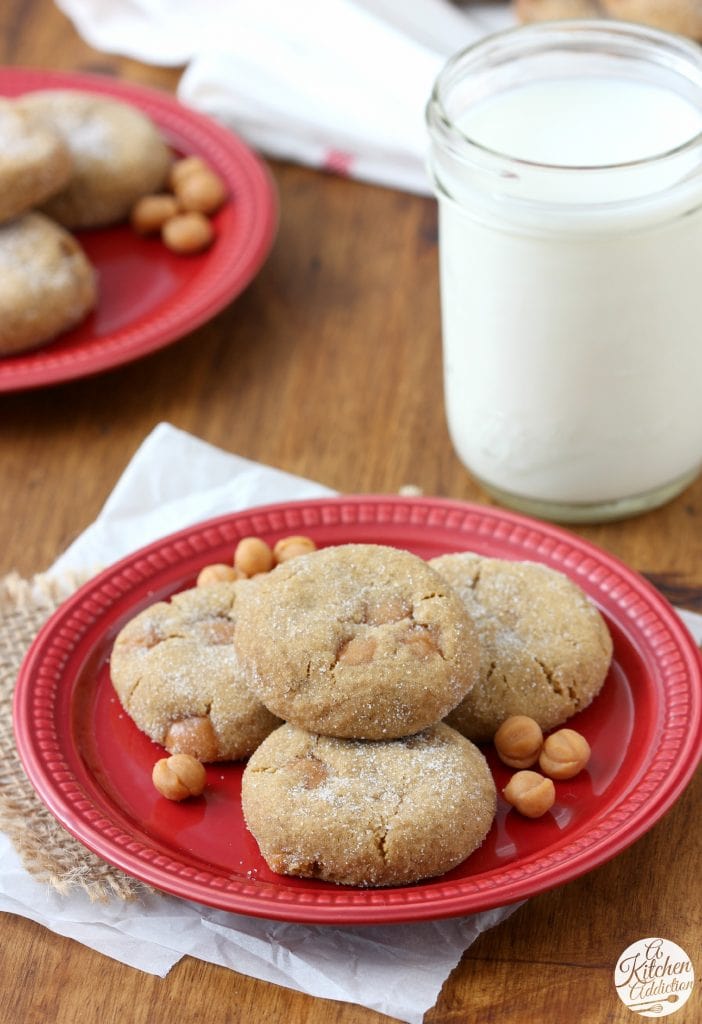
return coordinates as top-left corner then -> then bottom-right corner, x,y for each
455,78 -> 702,167
427,22 -> 702,520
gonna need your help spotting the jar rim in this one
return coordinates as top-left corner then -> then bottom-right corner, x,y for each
426,18 -> 702,175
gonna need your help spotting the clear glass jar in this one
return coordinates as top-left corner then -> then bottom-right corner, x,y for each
426,20 -> 702,523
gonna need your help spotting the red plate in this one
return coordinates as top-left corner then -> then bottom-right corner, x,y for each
0,68 -> 277,392
13,497 -> 702,924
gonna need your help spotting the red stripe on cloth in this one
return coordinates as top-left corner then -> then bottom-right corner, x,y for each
323,148 -> 354,175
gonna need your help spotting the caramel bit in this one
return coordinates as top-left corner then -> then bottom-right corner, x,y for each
503,770 -> 555,818
196,562 -> 244,586
169,155 -> 209,190
539,728 -> 591,779
175,168 -> 227,216
121,621 -> 163,651
152,754 -> 206,801
337,634 -> 377,666
365,595 -> 409,626
162,211 -> 214,254
401,625 -> 439,658
273,535 -> 317,564
131,193 -> 179,235
494,715 -> 544,769
288,754 -> 328,790
197,618 -> 237,645
234,536 -> 275,576
165,716 -> 219,762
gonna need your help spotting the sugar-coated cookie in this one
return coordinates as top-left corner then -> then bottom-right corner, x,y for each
0,99 -> 73,223
110,581 -> 281,762
429,553 -> 612,741
602,0 -> 702,39
514,0 -> 601,22
515,0 -> 702,39
242,722 -> 496,887
0,212 -> 97,356
234,544 -> 480,740
16,90 -> 171,228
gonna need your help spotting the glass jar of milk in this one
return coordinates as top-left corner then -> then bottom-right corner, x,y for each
426,20 -> 702,523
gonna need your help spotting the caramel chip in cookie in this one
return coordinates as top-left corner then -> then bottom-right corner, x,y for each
242,722 -> 496,887
110,581 -> 281,762
0,99 -> 73,223
0,212 -> 97,356
429,553 -> 613,741
16,90 -> 171,228
234,544 -> 480,740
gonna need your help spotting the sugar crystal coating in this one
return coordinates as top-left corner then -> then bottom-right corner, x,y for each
233,544 -> 481,739
110,580 -> 280,761
430,553 -> 613,741
242,722 -> 497,886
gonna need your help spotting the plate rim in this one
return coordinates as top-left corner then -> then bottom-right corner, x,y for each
0,66 -> 278,392
12,496 -> 702,923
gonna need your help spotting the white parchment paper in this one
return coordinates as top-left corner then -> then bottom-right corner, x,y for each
2,423 -> 525,1024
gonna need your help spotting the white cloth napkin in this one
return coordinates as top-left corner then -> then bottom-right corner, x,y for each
3,423 -> 523,1024
54,0 -> 515,194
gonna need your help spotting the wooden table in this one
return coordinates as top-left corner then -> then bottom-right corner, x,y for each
1,3 -> 700,1022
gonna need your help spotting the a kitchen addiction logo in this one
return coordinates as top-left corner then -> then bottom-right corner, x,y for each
614,938 -> 695,1017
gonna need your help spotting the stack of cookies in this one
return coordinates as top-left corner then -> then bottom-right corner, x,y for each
235,544 -> 498,887
0,89 -> 171,355
110,539 -> 613,889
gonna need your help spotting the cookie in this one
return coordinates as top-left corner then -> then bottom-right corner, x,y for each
515,0 -> 702,39
0,99 -> 73,223
429,553 -> 613,741
16,89 -> 171,228
0,212 -> 97,356
241,722 -> 496,887
233,544 -> 480,740
110,581 -> 281,762
602,0 -> 702,39
514,0 -> 601,22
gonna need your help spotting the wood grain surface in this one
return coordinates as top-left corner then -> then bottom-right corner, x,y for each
1,3 -> 700,1023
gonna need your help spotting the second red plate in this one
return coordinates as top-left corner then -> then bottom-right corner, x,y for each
0,68 -> 277,391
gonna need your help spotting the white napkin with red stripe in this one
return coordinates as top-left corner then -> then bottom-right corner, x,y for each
54,0 -> 515,193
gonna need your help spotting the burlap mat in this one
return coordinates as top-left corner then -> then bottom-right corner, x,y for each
0,572 -> 146,902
